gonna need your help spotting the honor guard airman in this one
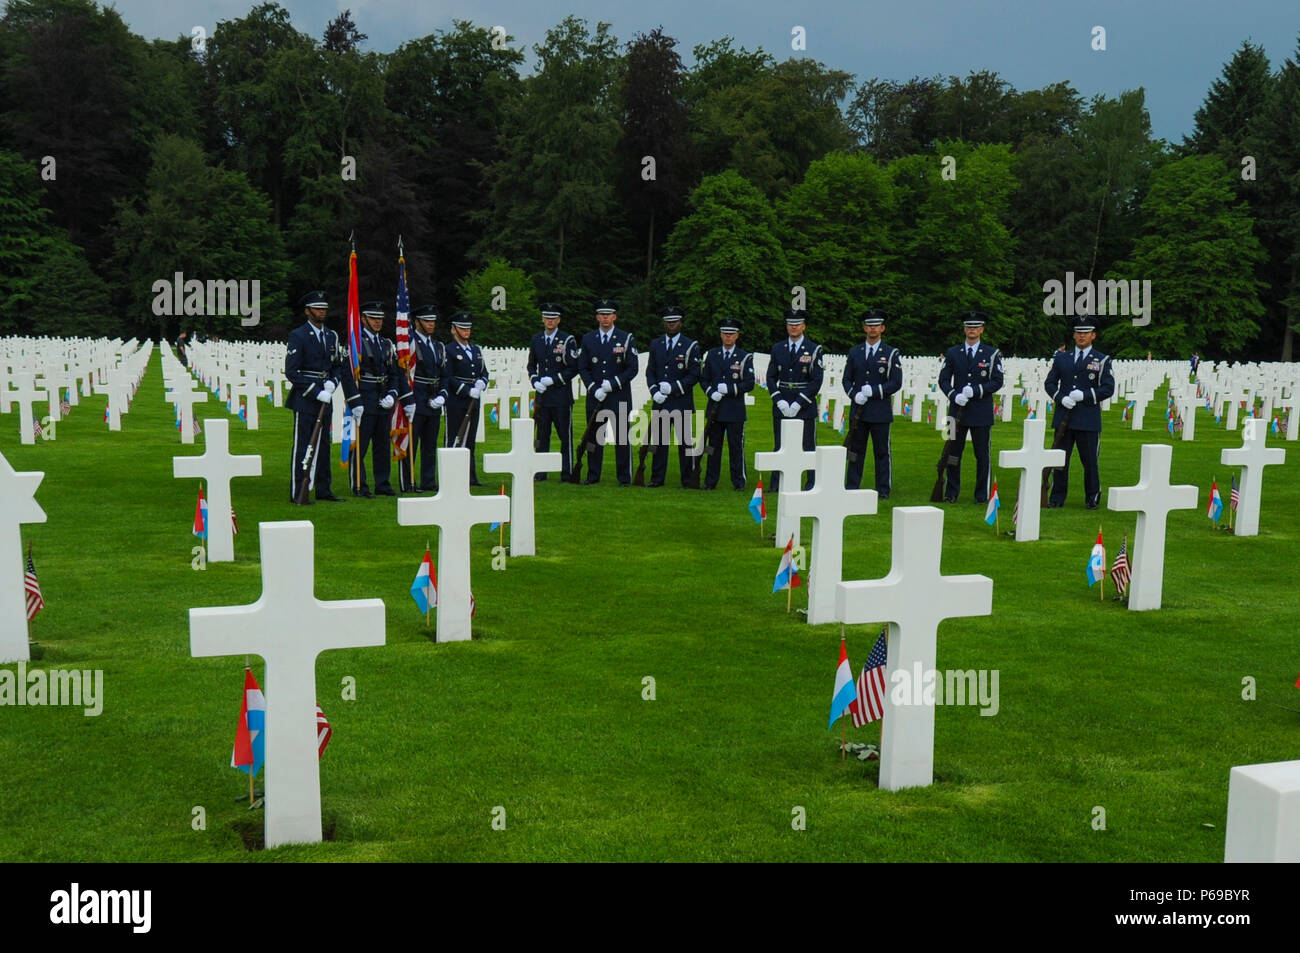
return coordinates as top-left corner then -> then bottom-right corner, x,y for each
408,305 -> 446,493
1044,316 -> 1115,509
578,298 -> 639,485
285,290 -> 360,503
528,303 -> 580,482
645,304 -> 701,487
765,308 -> 824,491
698,317 -> 756,490
937,310 -> 1004,504
441,311 -> 488,485
843,308 -> 903,497
352,301 -> 410,497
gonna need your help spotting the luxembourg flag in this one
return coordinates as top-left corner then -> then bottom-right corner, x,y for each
984,480 -> 1000,526
231,668 -> 266,777
829,637 -> 856,729
192,485 -> 208,540
772,536 -> 802,593
1206,479 -> 1223,523
410,549 -> 436,614
748,481 -> 766,524
1086,530 -> 1105,587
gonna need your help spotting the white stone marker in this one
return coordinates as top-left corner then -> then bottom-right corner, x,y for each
172,419 -> 262,563
0,451 -> 46,663
1220,418 -> 1286,537
1225,760 -> 1300,862
778,446 -> 877,625
1128,393 -> 1149,430
397,447 -> 509,643
835,507 -> 993,790
190,521 -> 385,848
167,383 -> 208,445
997,417 -> 1066,542
1000,383 -> 1020,422
483,418 -> 561,557
1106,444 -> 1198,611
754,418 -> 816,550
8,378 -> 41,445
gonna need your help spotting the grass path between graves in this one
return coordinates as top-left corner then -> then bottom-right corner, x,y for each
1,352 -> 1296,862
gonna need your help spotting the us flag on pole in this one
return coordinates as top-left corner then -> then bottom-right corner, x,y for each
390,249 -> 413,463
25,546 -> 44,621
316,702 -> 332,758
1230,475 -> 1239,512
849,626 -> 888,727
1110,535 -> 1131,597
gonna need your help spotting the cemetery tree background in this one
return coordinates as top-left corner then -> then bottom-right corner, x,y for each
0,1 -> 1297,361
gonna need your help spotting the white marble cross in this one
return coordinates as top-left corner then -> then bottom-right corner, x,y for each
997,418 -> 1066,542
1000,383 -> 1020,422
835,507 -> 993,790
397,447 -> 510,642
167,383 -> 209,444
233,377 -> 262,431
482,418 -> 561,557
778,446 -> 877,624
1223,389 -> 1248,431
190,521 -> 385,848
0,450 -> 46,663
1128,393 -> 1150,430
173,419 -> 262,563
1221,419 -> 1286,537
754,419 -> 816,549
104,371 -> 130,431
1106,444 -> 1198,610
7,377 -> 42,445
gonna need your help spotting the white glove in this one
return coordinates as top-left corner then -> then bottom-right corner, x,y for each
716,382 -> 728,396
403,404 -> 416,418
476,379 -> 488,392
540,376 -> 555,388
954,393 -> 970,407
316,388 -> 332,403
380,395 -> 395,409
430,396 -> 445,410
534,380 -> 548,394
782,401 -> 799,418
658,381 -> 671,395
1061,396 -> 1078,409
860,384 -> 873,400
652,391 -> 667,404
594,387 -> 609,402
323,380 -> 336,396
351,406 -> 364,422
469,386 -> 483,400
710,390 -> 723,402
961,385 -> 974,400
853,390 -> 868,406
776,399 -> 790,416
601,379 -> 613,393
1069,389 -> 1085,403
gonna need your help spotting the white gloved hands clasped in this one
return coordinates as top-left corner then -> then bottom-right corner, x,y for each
954,393 -> 970,407
1061,396 -> 1078,409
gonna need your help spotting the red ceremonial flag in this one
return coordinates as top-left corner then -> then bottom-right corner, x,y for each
347,247 -> 361,384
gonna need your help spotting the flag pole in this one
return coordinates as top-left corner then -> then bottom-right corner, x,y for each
840,626 -> 847,760
425,540 -> 432,629
1098,525 -> 1105,601
786,581 -> 792,614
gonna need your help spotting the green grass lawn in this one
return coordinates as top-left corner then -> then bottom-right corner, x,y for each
1,352 -> 1296,862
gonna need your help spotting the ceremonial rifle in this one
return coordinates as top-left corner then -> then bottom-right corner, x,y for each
452,395 -> 479,448
928,400 -> 968,503
843,398 -> 868,464
683,399 -> 722,490
296,400 -> 331,505
568,389 -> 611,483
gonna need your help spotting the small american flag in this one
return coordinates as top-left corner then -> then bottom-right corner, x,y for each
1230,475 -> 1239,511
60,397 -> 71,415
316,703 -> 332,758
25,547 -> 44,621
1110,535 -> 1131,597
1011,495 -> 1020,526
32,417 -> 42,439
849,627 -> 888,727
231,506 -> 238,535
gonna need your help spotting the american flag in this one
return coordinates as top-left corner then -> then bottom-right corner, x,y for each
25,547 -> 44,621
1110,535 -> 1131,597
231,506 -> 238,535
1011,495 -> 1020,526
32,417 -> 42,439
60,395 -> 71,415
1230,475 -> 1239,511
316,702 -> 332,758
849,627 -> 888,727
391,250 -> 413,463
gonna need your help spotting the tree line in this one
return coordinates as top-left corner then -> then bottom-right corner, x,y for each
1,0 -> 1296,360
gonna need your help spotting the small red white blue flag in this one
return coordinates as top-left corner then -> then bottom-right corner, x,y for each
1206,478 -> 1223,523
772,535 -> 801,593
829,637 -> 856,729
748,481 -> 766,524
1086,530 -> 1105,587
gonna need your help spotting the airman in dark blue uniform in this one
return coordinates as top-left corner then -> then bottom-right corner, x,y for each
842,308 -> 903,496
441,311 -> 488,485
645,304 -> 701,487
937,311 -> 1004,504
528,302 -> 580,482
699,317 -> 755,490
765,308 -> 824,491
408,305 -> 446,493
353,301 -> 410,497
1044,316 -> 1115,509
578,298 -> 639,485
285,290 -> 360,504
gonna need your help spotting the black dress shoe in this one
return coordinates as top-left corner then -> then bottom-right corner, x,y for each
317,494 -> 346,502
648,481 -> 664,488
733,484 -> 747,491
293,499 -> 314,506
1085,502 -> 1099,510
943,497 -> 957,504
583,478 -> 600,485
878,492 -> 890,500
1045,501 -> 1063,508
375,487 -> 396,496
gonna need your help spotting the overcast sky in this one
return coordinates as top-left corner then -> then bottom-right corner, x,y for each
107,0 -> 1298,143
